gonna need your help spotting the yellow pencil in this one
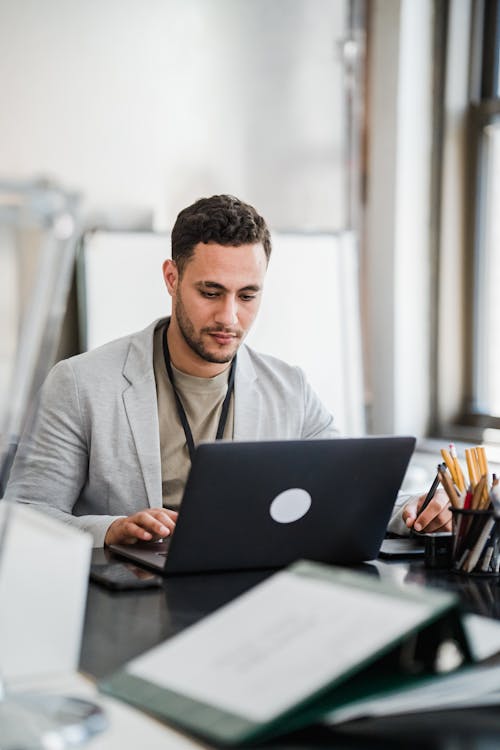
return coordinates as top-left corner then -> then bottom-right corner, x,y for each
476,446 -> 488,475
471,475 -> 487,510
465,448 -> 480,487
473,448 -> 483,480
438,466 -> 461,508
476,447 -> 490,504
441,448 -> 459,488
449,443 -> 466,493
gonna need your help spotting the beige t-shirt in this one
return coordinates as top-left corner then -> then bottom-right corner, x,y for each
153,323 -> 234,510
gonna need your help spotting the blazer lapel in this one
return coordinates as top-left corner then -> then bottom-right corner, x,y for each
122,321 -> 163,509
233,345 -> 262,440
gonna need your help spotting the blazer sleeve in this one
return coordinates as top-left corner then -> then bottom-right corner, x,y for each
299,368 -> 339,440
386,492 -> 419,536
4,360 -> 121,545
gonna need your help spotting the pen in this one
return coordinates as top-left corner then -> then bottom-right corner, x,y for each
417,463 -> 445,517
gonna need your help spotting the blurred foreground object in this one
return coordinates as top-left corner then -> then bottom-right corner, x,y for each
0,501 -> 107,749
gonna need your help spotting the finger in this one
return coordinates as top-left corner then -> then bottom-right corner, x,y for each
122,520 -> 155,541
133,508 -> 175,533
402,500 -> 419,528
137,516 -> 173,539
104,517 -> 152,546
424,496 -> 452,521
414,494 -> 451,530
142,508 -> 175,537
405,514 -> 416,529
416,508 -> 452,534
155,510 -> 177,530
116,516 -> 171,544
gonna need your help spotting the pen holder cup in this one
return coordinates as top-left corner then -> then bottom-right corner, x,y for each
451,508 -> 500,576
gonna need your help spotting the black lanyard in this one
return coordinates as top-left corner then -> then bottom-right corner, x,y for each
162,326 -> 237,463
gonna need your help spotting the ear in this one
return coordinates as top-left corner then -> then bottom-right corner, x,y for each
163,259 -> 178,296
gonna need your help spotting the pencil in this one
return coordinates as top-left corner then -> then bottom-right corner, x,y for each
477,446 -> 488,476
449,443 -> 466,493
477,447 -> 490,505
470,475 -> 487,511
438,466 -> 461,508
465,448 -> 480,487
477,476 -> 492,511
440,448 -> 459,488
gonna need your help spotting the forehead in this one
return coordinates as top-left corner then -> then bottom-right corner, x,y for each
182,242 -> 268,283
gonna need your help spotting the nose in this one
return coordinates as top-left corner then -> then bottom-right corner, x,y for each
214,296 -> 238,327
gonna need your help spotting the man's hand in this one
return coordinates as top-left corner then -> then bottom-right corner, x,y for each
402,489 -> 452,533
104,508 -> 178,546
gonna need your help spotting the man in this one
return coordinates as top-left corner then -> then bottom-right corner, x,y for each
5,195 -> 450,546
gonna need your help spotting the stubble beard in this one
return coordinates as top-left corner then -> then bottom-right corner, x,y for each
174,293 -> 241,365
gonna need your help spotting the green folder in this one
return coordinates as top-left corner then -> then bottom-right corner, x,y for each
100,560 -> 470,746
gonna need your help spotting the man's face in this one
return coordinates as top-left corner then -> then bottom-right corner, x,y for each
163,242 -> 268,366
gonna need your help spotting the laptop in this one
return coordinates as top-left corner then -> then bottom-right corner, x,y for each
109,436 -> 416,575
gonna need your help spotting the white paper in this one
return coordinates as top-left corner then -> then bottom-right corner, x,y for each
321,615 -> 500,725
463,613 -> 500,661
324,663 -> 500,724
0,502 -> 92,681
128,569 -> 432,723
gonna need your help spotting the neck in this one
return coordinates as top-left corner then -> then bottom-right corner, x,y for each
166,319 -> 231,378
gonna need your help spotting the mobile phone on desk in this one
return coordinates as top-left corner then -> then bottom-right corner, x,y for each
89,562 -> 163,590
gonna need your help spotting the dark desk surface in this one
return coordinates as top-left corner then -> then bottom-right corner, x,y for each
81,550 -> 500,749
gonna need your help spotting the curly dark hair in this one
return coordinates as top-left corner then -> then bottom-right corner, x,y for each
171,194 -> 271,275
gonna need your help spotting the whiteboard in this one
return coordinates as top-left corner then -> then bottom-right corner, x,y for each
78,230 -> 364,434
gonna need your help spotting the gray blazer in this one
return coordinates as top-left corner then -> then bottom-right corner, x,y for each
5,319 -> 336,545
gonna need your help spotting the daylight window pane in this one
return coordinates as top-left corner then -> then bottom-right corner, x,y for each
475,120 -> 500,415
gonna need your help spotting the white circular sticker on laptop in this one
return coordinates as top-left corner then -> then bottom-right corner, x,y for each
269,488 -> 312,523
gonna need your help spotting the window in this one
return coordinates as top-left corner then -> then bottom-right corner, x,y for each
468,0 -> 500,426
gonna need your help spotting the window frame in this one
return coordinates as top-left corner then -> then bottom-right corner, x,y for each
460,0 -> 500,432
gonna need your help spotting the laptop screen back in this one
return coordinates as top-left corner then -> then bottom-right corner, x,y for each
161,436 -> 416,573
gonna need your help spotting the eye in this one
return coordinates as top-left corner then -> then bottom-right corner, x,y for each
200,290 -> 220,299
240,294 -> 257,302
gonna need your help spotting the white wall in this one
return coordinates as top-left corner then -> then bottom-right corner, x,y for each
1,0 -> 447,440
0,0 -> 347,232
0,0 -> 360,444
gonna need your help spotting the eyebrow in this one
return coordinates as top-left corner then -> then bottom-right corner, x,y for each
196,281 -> 262,293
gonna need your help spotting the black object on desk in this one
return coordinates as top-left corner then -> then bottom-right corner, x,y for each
379,537 -> 425,558
89,563 -> 163,590
423,532 -> 454,569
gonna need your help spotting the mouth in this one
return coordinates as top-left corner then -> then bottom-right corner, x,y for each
209,332 -> 237,346
206,329 -> 240,346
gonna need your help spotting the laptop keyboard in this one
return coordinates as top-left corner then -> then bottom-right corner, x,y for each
127,539 -> 170,556
155,538 -> 170,557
